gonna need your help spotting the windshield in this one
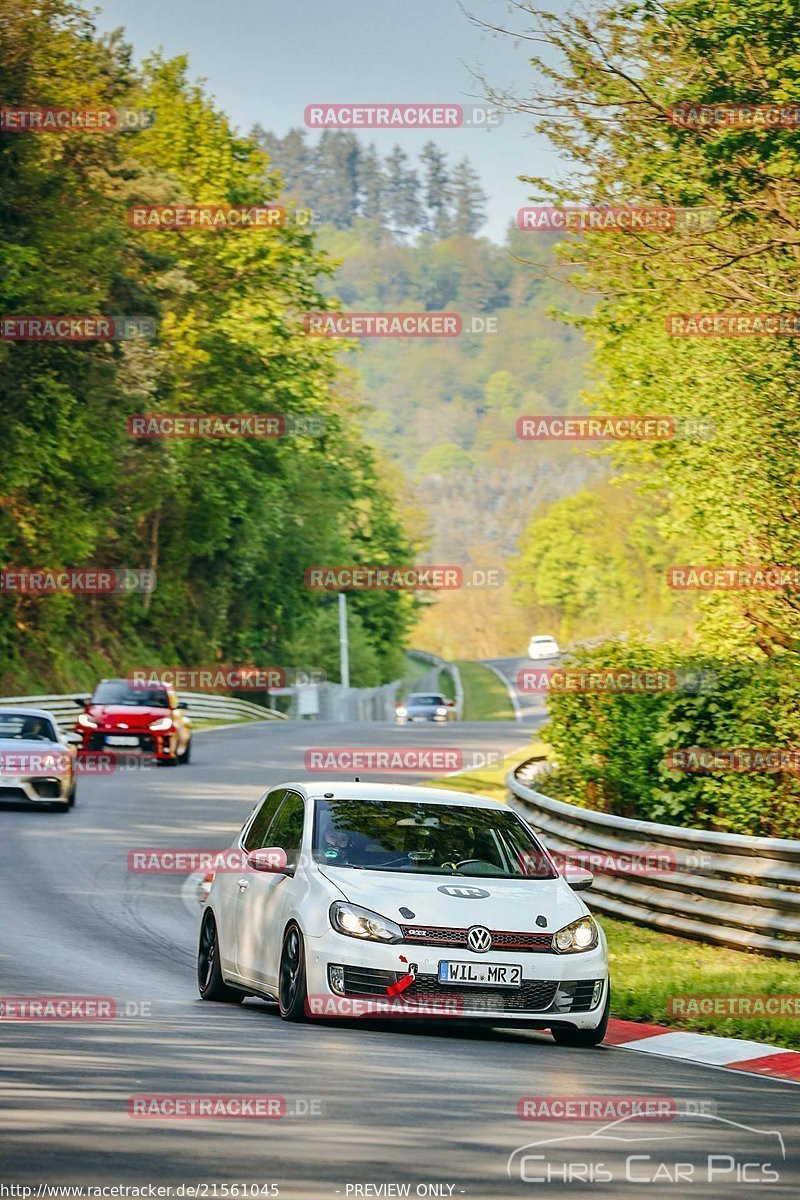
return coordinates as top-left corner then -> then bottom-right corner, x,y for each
407,695 -> 444,706
0,714 -> 57,742
92,681 -> 170,707
313,798 -> 557,878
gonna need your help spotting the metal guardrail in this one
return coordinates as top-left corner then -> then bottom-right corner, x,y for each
508,757 -> 800,958
0,691 -> 287,728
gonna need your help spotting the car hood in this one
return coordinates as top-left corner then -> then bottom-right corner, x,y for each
0,737 -> 69,754
85,705 -> 170,726
317,866 -> 587,933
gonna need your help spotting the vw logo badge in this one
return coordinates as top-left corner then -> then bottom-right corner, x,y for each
437,885 -> 490,899
467,925 -> 492,953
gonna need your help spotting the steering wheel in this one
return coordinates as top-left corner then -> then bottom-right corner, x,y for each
441,858 -> 488,871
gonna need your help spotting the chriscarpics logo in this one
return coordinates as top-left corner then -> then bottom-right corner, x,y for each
507,1113 -> 785,1186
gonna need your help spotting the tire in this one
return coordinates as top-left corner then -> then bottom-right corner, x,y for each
551,987 -> 610,1047
198,910 -> 245,1003
177,737 -> 191,765
278,923 -> 308,1022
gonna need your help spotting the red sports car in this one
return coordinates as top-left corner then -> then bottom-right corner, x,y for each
74,679 -> 192,765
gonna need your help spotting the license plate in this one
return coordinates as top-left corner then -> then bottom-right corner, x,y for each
438,961 -> 522,987
106,736 -> 139,746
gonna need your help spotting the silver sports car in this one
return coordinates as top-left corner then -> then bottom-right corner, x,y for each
0,708 -> 80,810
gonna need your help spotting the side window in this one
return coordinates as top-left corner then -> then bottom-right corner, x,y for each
243,789 -> 286,851
264,792 -> 306,866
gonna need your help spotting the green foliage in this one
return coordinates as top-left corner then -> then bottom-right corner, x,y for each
0,2 -> 416,690
507,0 -> 800,658
511,482 -> 694,643
541,638 -> 800,838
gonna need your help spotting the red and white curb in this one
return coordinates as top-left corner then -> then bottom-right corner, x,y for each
606,1018 -> 800,1085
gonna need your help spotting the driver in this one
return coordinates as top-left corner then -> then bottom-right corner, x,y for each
322,827 -> 353,862
21,717 -> 50,741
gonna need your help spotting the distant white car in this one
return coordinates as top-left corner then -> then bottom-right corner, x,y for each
527,635 -> 560,661
198,781 -> 609,1045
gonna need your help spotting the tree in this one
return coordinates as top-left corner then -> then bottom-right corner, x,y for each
450,158 -> 487,235
356,143 -> 385,223
384,146 -> 422,237
420,141 -> 451,237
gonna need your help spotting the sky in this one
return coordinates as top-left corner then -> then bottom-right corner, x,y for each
91,0 -> 569,243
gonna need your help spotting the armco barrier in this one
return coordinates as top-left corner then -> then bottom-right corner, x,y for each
0,691 -> 287,727
508,757 -> 800,958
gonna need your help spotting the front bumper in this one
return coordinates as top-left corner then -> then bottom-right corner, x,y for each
79,730 -> 174,760
0,775 -> 71,804
305,929 -> 608,1028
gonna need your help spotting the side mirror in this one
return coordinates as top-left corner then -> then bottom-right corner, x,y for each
562,865 -> 593,891
445,699 -> 455,708
176,701 -> 188,710
247,847 -> 289,874
64,732 -> 83,746
74,697 -> 89,707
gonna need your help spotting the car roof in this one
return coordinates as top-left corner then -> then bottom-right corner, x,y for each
281,781 -> 506,809
0,707 -> 58,721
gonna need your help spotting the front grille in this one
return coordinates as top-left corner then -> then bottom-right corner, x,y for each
406,973 -> 559,1013
401,925 -> 554,952
339,966 -> 559,1013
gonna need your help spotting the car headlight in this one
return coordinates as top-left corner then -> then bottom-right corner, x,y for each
329,902 -> 403,943
435,706 -> 448,716
395,706 -> 407,717
77,713 -> 98,729
552,916 -> 598,954
148,717 -> 174,732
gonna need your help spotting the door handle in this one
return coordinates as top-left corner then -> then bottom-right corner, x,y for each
237,878 -> 250,892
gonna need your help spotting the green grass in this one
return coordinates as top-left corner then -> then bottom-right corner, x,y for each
453,660 -> 515,721
430,742 -> 800,1049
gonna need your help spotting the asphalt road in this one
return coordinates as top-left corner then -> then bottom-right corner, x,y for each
1,718 -> 797,1197
481,656 -> 550,724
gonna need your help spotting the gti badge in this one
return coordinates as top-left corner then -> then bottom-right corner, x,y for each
437,885 -> 490,899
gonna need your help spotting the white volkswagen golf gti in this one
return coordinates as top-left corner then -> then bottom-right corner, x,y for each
198,782 -> 610,1046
